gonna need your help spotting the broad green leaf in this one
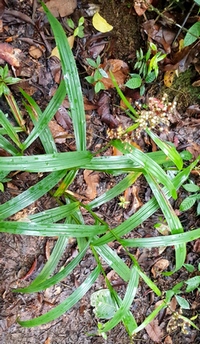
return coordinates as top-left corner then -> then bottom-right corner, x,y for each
184,22 -> 200,46
175,295 -> 190,309
0,134 -> 20,155
125,74 -> 142,89
185,276 -> 200,293
180,195 -> 198,211
182,183 -> 200,192
18,265 -> 101,327
91,289 -> 118,319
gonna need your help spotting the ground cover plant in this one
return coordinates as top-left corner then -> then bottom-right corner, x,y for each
0,1 -> 200,343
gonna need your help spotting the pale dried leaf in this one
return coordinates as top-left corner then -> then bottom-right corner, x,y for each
164,335 -> 173,344
145,319 -> 163,342
151,259 -> 169,278
29,45 -> 43,59
83,170 -> 99,200
40,0 -> 77,17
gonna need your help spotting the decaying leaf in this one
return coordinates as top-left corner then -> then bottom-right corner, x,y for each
134,0 -> 153,16
83,170 -> 99,200
0,42 -> 21,67
143,20 -> 175,54
92,12 -> 113,33
123,185 -> 143,215
151,259 -> 169,278
145,319 -> 163,342
164,335 -> 173,344
97,91 -> 118,128
40,0 -> 77,17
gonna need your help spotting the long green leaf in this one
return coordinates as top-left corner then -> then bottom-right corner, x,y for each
0,170 -> 66,220
42,3 -> 86,151
0,221 -> 107,237
22,80 -> 66,149
0,151 -> 92,172
120,228 -> 200,247
18,265 -> 101,327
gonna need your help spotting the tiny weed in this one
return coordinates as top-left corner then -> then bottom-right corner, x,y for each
85,56 -> 107,93
180,180 -> 200,215
66,16 -> 85,38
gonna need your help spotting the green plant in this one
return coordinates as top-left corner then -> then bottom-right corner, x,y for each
0,2 -> 200,339
184,0 -> 200,46
179,181 -> 200,215
125,43 -> 166,95
85,55 -> 107,93
66,16 -> 85,38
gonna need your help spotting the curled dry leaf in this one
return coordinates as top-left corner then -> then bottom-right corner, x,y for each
99,59 -> 129,89
83,170 -> 99,200
134,0 -> 153,16
0,42 -> 21,67
97,91 -> 118,128
29,45 -> 44,59
40,0 -> 77,17
124,185 -> 143,216
48,119 -> 68,143
145,318 -> 163,343
143,20 -> 175,54
151,258 -> 169,278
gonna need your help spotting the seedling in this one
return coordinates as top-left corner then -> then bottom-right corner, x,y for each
66,16 -> 85,38
0,64 -> 25,131
85,56 -> 107,93
179,181 -> 200,215
125,43 -> 166,95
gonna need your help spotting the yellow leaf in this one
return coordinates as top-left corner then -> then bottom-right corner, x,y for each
92,12 -> 113,33
50,46 -> 60,59
164,70 -> 175,88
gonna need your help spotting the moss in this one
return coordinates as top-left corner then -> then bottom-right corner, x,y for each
161,68 -> 200,112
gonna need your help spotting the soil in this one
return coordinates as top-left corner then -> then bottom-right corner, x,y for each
0,1 -> 200,344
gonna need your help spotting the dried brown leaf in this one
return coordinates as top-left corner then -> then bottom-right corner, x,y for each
145,318 -> 163,342
40,0 -> 77,17
151,259 -> 169,278
99,59 -> 129,89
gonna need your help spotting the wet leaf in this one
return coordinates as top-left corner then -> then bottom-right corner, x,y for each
145,319 -> 163,342
92,12 -> 113,33
184,22 -> 200,47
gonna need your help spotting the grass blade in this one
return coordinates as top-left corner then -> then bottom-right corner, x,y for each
18,265 -> 101,327
42,3 -> 86,151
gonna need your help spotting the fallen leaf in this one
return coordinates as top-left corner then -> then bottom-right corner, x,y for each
40,0 -> 77,17
97,91 -> 118,128
0,42 -> 21,67
164,70 -> 175,87
99,59 -> 129,89
134,0 -> 152,16
164,335 -> 173,344
145,319 -> 163,342
48,120 -> 68,143
20,258 -> 37,280
29,45 -> 44,59
83,170 -> 99,200
151,259 -> 169,278
92,12 -> 113,33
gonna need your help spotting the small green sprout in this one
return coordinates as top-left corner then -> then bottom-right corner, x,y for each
66,16 -> 85,38
179,181 -> 200,215
85,56 -> 107,93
